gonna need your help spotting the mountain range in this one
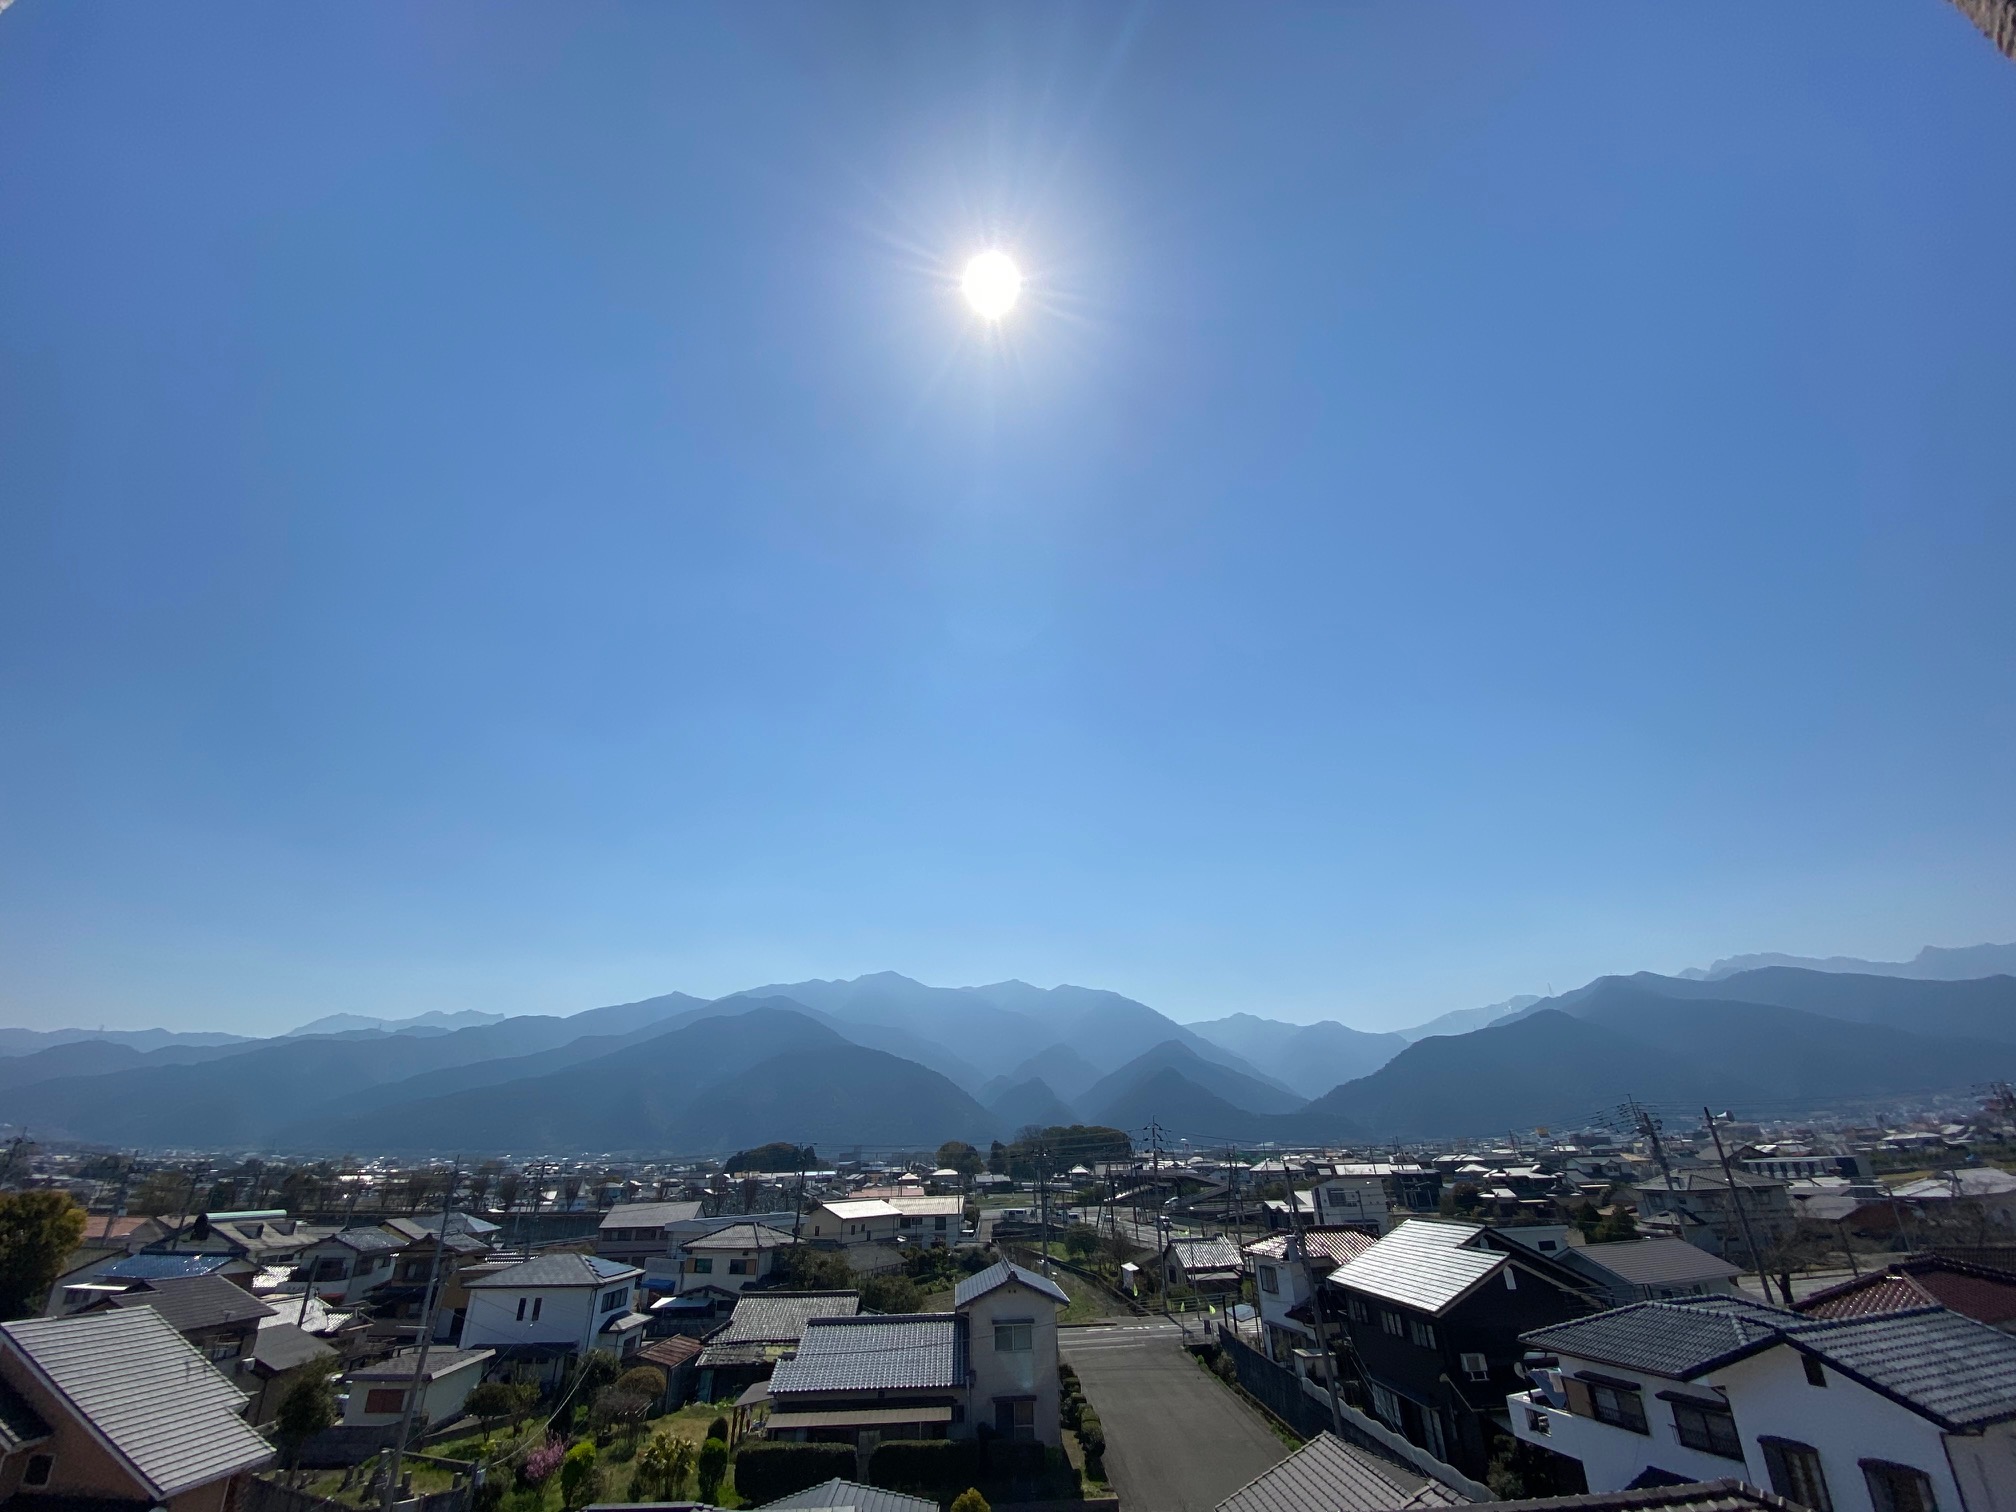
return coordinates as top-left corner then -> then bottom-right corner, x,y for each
0,949 -> 2010,1153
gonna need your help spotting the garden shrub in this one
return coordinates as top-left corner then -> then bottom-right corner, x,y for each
733,1443 -> 855,1504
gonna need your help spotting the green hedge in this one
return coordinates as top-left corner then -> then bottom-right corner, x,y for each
869,1440 -> 984,1501
733,1443 -> 856,1505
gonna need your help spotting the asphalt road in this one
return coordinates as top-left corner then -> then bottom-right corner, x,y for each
1063,1321 -> 1289,1512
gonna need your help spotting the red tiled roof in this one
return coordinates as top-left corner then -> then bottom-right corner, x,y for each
1796,1258 -> 2016,1328
638,1334 -> 703,1369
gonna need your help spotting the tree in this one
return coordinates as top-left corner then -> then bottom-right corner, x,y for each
273,1367 -> 337,1472
774,1246 -> 853,1290
1064,1224 -> 1100,1261
696,1438 -> 730,1504
936,1142 -> 984,1179
859,1274 -> 923,1314
465,1381 -> 532,1439
986,1141 -> 1008,1176
0,1191 -> 86,1320
706,1415 -> 730,1444
633,1433 -> 693,1501
951,1491 -> 992,1512
496,1171 -> 523,1212
590,1387 -> 651,1440
614,1365 -> 667,1404
725,1142 -> 816,1174
1590,1207 -> 1638,1244
559,1440 -> 599,1508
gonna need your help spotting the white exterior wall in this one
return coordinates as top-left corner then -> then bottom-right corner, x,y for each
1250,1256 -> 1314,1362
961,1281 -> 1062,1446
1511,1343 -> 1985,1512
299,1242 -> 397,1306
1314,1178 -> 1386,1228
460,1286 -> 598,1354
343,1358 -> 488,1427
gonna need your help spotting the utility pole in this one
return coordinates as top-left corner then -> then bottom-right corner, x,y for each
1703,1110 -> 1775,1304
1619,1098 -> 1675,1188
1289,1182 -> 1346,1438
380,1167 -> 458,1512
790,1148 -> 807,1246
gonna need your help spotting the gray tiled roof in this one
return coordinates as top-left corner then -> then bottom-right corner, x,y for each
1327,1220 -> 1503,1315
684,1223 -> 796,1251
769,1315 -> 963,1395
100,1253 -> 239,1281
104,1274 -> 275,1333
465,1253 -> 640,1288
1791,1305 -> 2016,1430
1215,1431 -> 1456,1512
251,1322 -> 338,1376
711,1291 -> 861,1345
1,1308 -> 275,1498
758,1478 -> 937,1512
1562,1240 -> 1742,1288
328,1227 -> 406,1254
346,1347 -> 495,1383
1522,1297 -> 1793,1378
953,1260 -> 1069,1309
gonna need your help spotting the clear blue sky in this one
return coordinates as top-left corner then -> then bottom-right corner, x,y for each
3,4 -> 2013,1036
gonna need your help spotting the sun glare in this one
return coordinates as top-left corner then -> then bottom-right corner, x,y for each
961,250 -> 1023,320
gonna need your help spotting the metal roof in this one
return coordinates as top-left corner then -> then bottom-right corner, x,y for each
324,1227 -> 406,1254
1,1308 -> 275,1499
465,1253 -> 641,1289
1326,1220 -> 1504,1315
345,1347 -> 494,1383
1215,1431 -> 1457,1512
1167,1237 -> 1244,1275
598,1201 -> 705,1231
758,1477 -> 937,1512
1522,1297 -> 1794,1379
818,1200 -> 901,1221
711,1291 -> 862,1346
768,1314 -> 963,1395
1561,1240 -> 1742,1288
953,1260 -> 1069,1309
98,1253 -> 238,1281
1243,1231 -> 1379,1269
250,1322 -> 338,1377
103,1274 -> 276,1333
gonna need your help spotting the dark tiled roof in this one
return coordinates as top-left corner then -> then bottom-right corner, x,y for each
953,1260 -> 1068,1309
711,1291 -> 861,1346
346,1347 -> 494,1383
105,1274 -> 275,1333
757,1478 -> 936,1512
638,1335 -> 703,1370
1215,1431 -> 1456,1512
1523,1298 -> 1794,1378
465,1253 -> 640,1288
328,1228 -> 406,1255
1790,1306 -> 2016,1430
769,1315 -> 963,1395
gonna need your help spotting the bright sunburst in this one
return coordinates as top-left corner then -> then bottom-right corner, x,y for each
961,250 -> 1023,320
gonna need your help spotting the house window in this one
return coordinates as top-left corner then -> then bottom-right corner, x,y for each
365,1388 -> 406,1415
1347,1297 -> 1369,1324
23,1455 -> 52,1488
728,1259 -> 750,1275
516,1298 -> 527,1322
602,1289 -> 627,1311
995,1321 -> 1033,1352
1802,1354 -> 1827,1388
1407,1319 -> 1436,1349
1460,1352 -> 1489,1382
993,1398 -> 1035,1441
1587,1380 -> 1648,1434
1670,1398 -> 1742,1459
1862,1462 -> 1938,1512
1368,1383 -> 1404,1431
1381,1310 -> 1404,1338
691,1258 -> 713,1274
532,1297 -> 542,1321
1760,1440 -> 1831,1512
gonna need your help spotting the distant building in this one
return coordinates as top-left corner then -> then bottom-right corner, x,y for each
595,1200 -> 706,1266
1633,1172 -> 1795,1264
1521,1236 -> 1743,1309
675,1223 -> 797,1298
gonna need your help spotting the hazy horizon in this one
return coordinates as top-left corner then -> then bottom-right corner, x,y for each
4,7 -> 2014,1040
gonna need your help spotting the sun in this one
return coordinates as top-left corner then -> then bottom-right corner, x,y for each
961,250 -> 1023,320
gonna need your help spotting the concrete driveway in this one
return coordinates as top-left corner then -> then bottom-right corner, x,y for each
1063,1322 -> 1288,1512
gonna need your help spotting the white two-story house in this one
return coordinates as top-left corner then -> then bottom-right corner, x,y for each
1511,1295 -> 2016,1512
1241,1229 -> 1377,1370
459,1253 -> 647,1382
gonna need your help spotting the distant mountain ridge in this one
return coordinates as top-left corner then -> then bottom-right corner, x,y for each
5,950 -> 2015,1150
1680,942 -> 2016,982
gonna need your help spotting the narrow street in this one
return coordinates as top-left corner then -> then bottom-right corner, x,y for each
1063,1321 -> 1288,1512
